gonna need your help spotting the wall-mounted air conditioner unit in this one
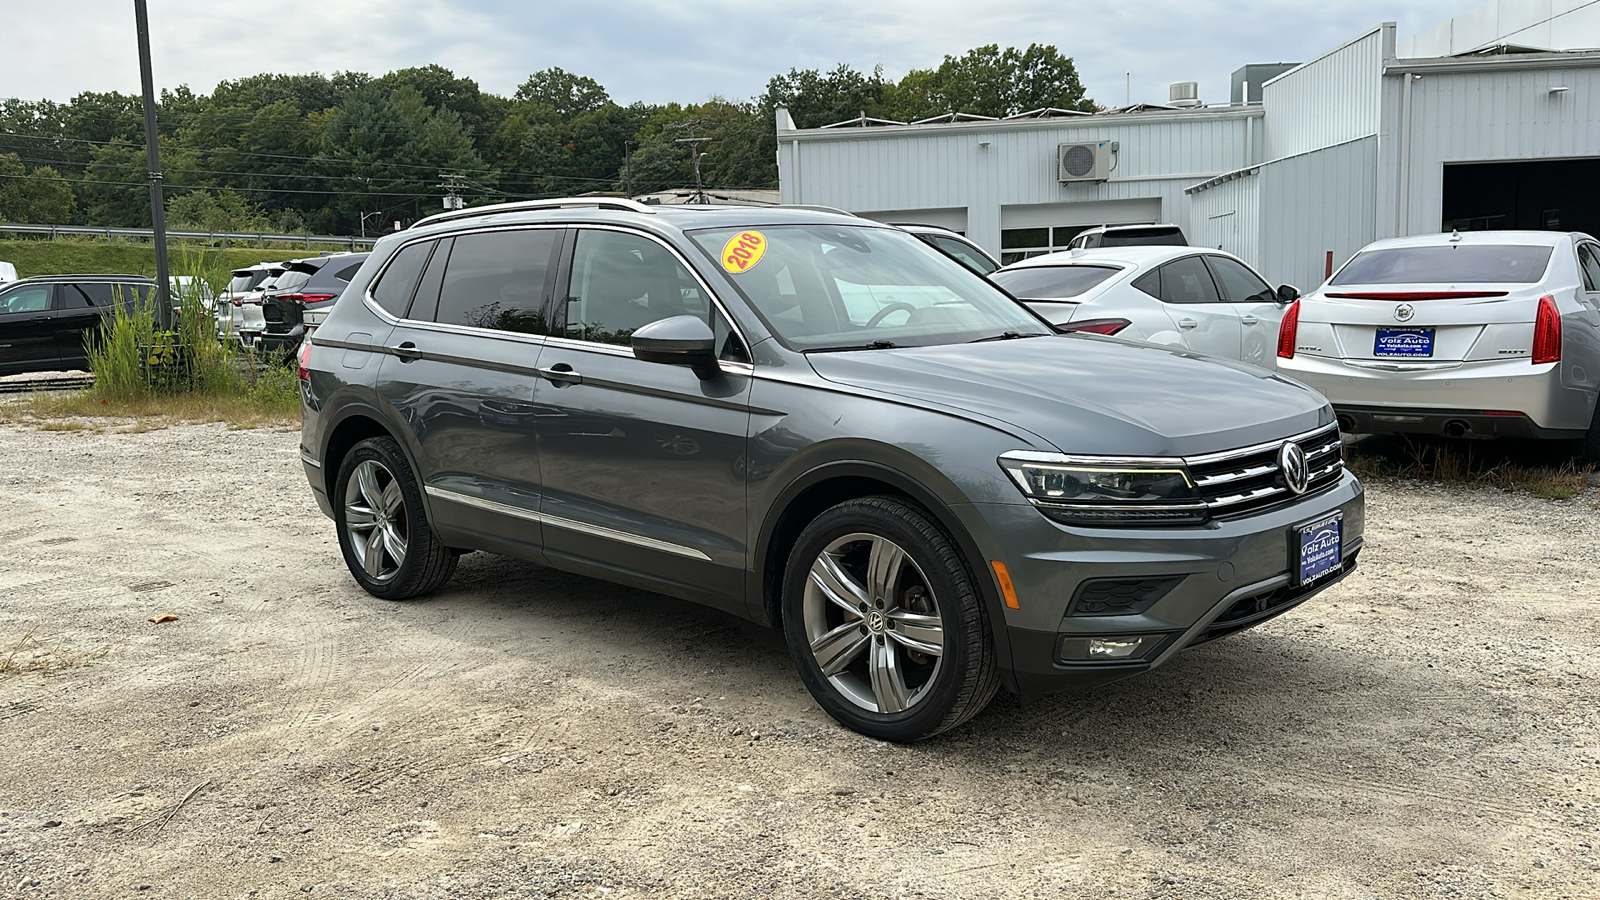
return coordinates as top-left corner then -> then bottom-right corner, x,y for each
1057,141 -> 1111,183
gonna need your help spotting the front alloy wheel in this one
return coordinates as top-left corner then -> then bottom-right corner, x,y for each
803,533 -> 946,714
783,497 -> 998,741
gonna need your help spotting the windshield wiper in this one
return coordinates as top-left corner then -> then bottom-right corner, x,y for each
806,339 -> 899,353
968,330 -> 1041,343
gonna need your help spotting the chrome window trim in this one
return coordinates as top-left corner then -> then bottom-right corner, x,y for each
424,485 -> 712,561
361,222 -> 756,368
559,223 -> 755,363
299,447 -> 321,469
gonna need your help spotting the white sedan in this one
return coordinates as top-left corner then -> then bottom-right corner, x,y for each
989,246 -> 1298,369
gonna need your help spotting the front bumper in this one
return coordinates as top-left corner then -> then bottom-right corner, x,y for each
970,471 -> 1364,699
1279,354 -> 1594,434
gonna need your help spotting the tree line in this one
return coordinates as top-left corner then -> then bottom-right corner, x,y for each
0,45 -> 1094,235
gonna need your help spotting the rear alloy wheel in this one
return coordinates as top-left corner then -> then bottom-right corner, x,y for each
334,437 -> 456,600
783,497 -> 998,741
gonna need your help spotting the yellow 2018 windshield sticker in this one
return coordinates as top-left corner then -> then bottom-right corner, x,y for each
721,231 -> 767,273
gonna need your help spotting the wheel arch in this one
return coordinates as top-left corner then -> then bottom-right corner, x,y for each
752,460 -> 1016,674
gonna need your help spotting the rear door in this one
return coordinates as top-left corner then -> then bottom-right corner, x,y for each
0,283 -> 60,374
1143,255 -> 1244,359
374,227 -> 563,560
1203,254 -> 1282,369
1576,241 -> 1600,327
51,281 -> 113,369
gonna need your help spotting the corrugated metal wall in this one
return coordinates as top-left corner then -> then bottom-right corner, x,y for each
1259,136 -> 1380,290
779,111 -> 1261,253
1262,26 -> 1390,159
1188,174 -> 1261,267
1394,62 -> 1600,233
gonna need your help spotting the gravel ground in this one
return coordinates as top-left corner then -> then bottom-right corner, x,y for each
0,423 -> 1595,899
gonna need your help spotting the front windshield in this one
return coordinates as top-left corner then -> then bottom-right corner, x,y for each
689,224 -> 1049,350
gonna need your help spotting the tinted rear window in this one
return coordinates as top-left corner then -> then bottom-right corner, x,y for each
1331,245 -> 1555,285
229,271 -> 265,293
371,242 -> 434,317
1099,227 -> 1186,247
269,270 -> 312,293
990,265 -> 1121,299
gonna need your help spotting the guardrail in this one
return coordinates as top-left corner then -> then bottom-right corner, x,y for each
0,222 -> 378,250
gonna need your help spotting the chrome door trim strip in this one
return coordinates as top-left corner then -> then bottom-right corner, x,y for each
299,447 -> 322,469
423,486 -> 712,561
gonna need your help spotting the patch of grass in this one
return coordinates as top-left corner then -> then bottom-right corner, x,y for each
0,237 -> 341,280
1347,434 -> 1594,500
4,386 -> 299,431
0,627 -> 111,677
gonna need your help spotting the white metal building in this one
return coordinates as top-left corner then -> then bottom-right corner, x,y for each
775,4 -> 1600,290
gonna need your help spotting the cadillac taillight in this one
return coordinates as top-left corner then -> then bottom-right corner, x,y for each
1532,295 -> 1561,364
1277,300 -> 1301,359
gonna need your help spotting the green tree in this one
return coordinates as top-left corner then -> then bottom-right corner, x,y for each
886,45 -> 1095,120
0,154 -> 76,223
759,64 -> 892,129
166,189 -> 270,233
513,68 -> 611,118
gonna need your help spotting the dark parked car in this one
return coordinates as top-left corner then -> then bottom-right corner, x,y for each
0,274 -> 153,375
895,223 -> 1001,276
257,252 -> 369,355
300,199 -> 1363,741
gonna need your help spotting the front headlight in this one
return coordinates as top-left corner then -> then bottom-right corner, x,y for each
999,452 -> 1208,526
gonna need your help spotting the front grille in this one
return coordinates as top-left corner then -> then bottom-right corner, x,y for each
1184,423 -> 1343,519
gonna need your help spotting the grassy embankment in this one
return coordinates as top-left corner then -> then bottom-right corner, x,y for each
0,237 -> 355,279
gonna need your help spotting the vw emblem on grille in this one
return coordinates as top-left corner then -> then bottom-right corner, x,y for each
1279,442 -> 1309,495
1394,303 -> 1415,322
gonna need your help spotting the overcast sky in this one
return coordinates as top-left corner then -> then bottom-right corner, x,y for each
12,1 -> 1481,113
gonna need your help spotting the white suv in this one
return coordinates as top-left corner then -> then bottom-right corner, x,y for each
1276,230 -> 1600,459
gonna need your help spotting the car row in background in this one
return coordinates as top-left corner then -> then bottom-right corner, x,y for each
220,252 -> 368,354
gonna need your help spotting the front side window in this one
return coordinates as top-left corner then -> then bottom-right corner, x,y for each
690,224 -> 1051,351
1156,256 -> 1221,304
1204,256 -> 1274,303
1331,245 -> 1555,285
565,229 -> 711,346
0,286 -> 53,314
436,229 -> 559,334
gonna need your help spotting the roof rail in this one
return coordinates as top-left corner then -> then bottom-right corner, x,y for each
411,197 -> 657,230
779,204 -> 858,217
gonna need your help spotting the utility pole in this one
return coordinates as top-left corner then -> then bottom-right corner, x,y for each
674,127 -> 713,204
360,211 -> 382,239
623,140 -> 635,199
134,0 -> 171,330
439,173 -> 466,210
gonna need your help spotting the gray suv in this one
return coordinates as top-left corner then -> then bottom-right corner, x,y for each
299,199 -> 1364,741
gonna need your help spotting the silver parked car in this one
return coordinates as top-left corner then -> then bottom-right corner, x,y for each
990,246 -> 1298,369
1276,230 -> 1600,459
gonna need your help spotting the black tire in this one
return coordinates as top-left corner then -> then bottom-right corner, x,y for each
333,436 -> 457,600
781,496 -> 999,742
1581,401 -> 1600,464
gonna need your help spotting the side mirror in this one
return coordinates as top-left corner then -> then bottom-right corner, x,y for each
631,315 -> 720,380
1275,284 -> 1300,305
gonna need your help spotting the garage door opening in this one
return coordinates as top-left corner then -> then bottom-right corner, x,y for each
1443,158 -> 1600,235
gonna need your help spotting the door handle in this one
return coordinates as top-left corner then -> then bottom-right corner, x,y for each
31,315 -> 51,322
537,363 -> 582,385
1240,315 -> 1261,326
390,341 -> 421,361
1178,318 -> 1198,330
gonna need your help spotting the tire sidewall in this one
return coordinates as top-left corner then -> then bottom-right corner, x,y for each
782,497 -> 986,741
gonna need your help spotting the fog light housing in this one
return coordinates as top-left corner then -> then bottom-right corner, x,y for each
1058,634 -> 1164,662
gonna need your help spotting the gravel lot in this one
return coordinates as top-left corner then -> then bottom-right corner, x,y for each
0,422 -> 1596,899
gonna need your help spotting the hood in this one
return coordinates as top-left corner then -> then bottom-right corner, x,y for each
805,334 -> 1331,456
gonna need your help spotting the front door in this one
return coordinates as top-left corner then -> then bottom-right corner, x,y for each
1153,255 -> 1243,360
373,227 -> 563,560
0,284 -> 60,374
533,227 -> 752,611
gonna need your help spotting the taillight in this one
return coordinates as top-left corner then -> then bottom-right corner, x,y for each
1277,300 -> 1301,359
1532,294 -> 1561,364
278,293 -> 337,305
1058,317 -> 1131,336
298,340 -> 314,382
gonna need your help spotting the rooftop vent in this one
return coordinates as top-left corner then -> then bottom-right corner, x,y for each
1169,82 -> 1202,108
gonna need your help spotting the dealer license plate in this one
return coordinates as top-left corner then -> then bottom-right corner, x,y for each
1374,327 -> 1434,357
1294,512 -> 1343,586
